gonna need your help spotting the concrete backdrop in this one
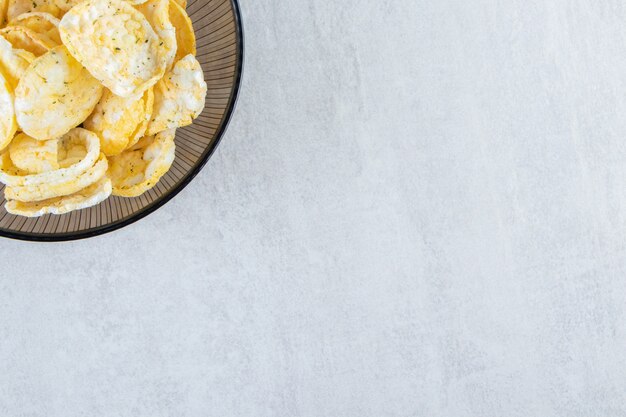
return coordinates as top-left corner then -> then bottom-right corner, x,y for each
1,1 -> 626,416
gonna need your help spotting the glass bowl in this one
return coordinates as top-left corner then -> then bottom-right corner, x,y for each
0,0 -> 243,241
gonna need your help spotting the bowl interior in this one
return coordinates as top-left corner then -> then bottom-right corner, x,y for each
0,0 -> 243,241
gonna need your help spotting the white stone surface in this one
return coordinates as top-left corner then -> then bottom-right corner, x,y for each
1,0 -> 626,415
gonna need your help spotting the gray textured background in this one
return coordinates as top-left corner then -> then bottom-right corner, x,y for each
2,0 -> 626,416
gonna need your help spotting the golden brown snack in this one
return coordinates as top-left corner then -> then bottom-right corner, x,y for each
59,0 -> 166,97
14,46 -> 103,140
108,128 -> 175,197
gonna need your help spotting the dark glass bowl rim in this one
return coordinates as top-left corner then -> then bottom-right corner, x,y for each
0,0 -> 244,242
